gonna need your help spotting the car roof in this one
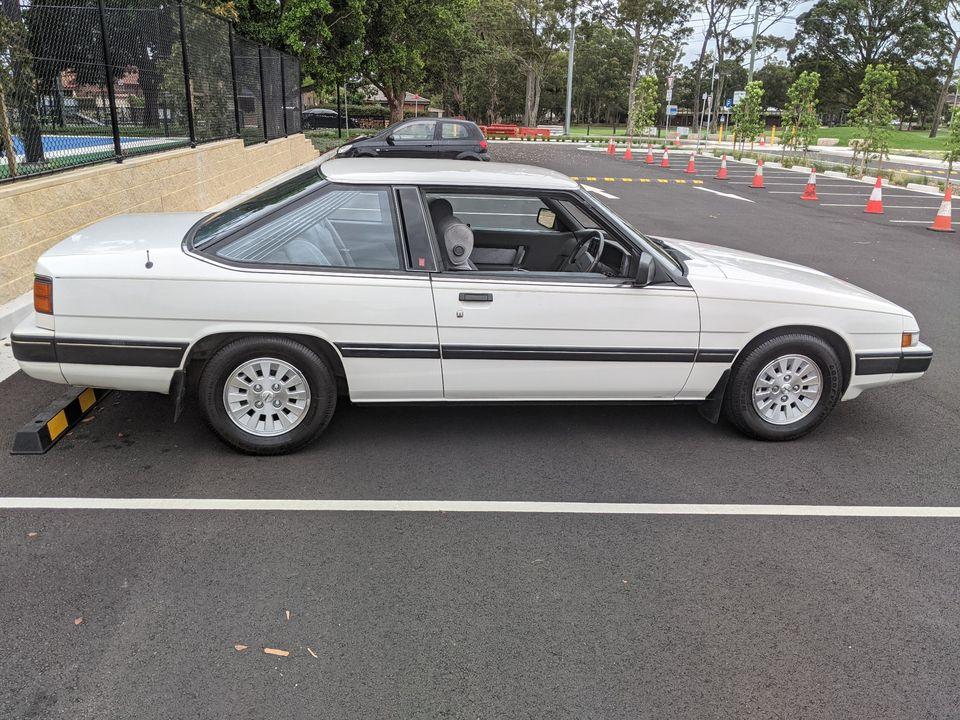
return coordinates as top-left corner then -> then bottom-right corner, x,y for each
320,158 -> 578,190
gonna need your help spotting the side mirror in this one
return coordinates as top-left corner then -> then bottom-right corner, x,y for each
385,134 -> 395,145
536,208 -> 557,229
635,254 -> 657,287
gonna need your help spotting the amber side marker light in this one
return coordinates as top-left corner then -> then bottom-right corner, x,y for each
901,332 -> 918,348
34,276 -> 53,314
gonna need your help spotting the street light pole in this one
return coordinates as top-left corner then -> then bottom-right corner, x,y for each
563,1 -> 576,136
747,0 -> 761,82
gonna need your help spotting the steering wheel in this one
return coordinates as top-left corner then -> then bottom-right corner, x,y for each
563,230 -> 606,273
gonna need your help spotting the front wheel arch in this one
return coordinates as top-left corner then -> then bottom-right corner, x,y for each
184,332 -> 349,398
729,325 -> 852,395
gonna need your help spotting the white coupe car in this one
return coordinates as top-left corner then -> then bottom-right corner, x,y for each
12,159 -> 932,454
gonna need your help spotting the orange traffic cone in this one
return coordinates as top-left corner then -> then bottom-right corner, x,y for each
684,152 -> 697,174
624,141 -> 633,160
645,144 -> 654,164
607,137 -> 616,155
864,177 -> 884,214
660,147 -> 670,168
800,168 -> 818,201
750,159 -> 765,188
927,185 -> 955,232
715,155 -> 728,179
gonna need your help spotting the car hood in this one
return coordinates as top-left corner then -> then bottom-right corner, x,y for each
662,237 -> 906,313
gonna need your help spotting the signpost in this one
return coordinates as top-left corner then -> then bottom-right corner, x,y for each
665,75 -> 676,139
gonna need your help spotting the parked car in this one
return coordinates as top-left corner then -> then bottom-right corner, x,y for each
301,108 -> 358,130
336,118 -> 488,160
13,159 -> 931,454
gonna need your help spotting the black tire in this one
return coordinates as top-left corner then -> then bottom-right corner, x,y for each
723,332 -> 843,441
198,337 -> 337,455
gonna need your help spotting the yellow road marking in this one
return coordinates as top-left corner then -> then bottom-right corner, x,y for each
693,180 -> 704,184
603,177 -> 615,182
78,388 -> 96,413
585,176 -> 597,181
621,178 -> 633,182
675,179 -> 686,184
47,410 -> 68,440
569,176 -> 579,180
657,179 -> 668,183
639,178 -> 650,182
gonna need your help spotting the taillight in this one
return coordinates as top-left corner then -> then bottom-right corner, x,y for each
34,275 -> 53,314
479,139 -> 488,151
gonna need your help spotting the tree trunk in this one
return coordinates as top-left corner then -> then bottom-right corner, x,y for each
930,35 -> 960,138
690,29 -> 712,138
523,66 -> 540,127
383,86 -> 404,124
0,87 -> 18,177
2,0 -> 44,163
627,31 -> 641,118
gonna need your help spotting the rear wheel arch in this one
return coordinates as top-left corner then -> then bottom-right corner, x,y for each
184,332 -> 349,398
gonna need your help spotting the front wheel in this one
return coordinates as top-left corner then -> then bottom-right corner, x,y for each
723,333 -> 843,441
198,337 -> 337,455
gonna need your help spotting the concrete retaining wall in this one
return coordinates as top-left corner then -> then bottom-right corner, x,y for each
0,134 -> 318,304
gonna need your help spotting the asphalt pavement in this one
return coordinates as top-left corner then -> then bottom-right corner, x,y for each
2,142 -> 959,719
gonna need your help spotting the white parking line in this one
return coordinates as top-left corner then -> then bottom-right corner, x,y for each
822,204 -> 945,209
3,497 -> 960,517
694,186 -> 755,202
581,184 -> 619,199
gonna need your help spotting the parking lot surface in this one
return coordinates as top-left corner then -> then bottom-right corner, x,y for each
2,142 -> 959,719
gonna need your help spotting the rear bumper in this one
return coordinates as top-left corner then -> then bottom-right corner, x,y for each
11,315 -> 184,393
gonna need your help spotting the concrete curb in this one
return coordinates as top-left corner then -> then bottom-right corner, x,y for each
0,292 -> 31,340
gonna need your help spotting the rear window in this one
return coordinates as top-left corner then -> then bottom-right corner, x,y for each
441,123 -> 471,139
192,167 -> 325,249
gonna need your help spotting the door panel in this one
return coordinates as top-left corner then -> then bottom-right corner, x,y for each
431,276 -> 701,400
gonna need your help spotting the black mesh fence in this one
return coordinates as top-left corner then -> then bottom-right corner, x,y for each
282,53 -> 300,134
0,0 -> 301,182
232,35 -> 263,145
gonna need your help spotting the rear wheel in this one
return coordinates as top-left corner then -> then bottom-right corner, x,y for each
198,337 -> 337,455
723,332 -> 843,441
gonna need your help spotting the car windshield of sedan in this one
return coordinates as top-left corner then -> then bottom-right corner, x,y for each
192,166 -> 326,249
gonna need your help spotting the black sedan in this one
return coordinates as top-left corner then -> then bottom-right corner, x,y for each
336,118 -> 489,160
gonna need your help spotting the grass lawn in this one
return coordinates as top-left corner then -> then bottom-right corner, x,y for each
814,126 -> 947,152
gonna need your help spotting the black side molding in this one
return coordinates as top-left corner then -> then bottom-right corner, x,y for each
856,350 -> 933,375
10,334 -> 187,368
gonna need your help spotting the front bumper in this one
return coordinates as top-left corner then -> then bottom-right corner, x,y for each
842,343 -> 932,400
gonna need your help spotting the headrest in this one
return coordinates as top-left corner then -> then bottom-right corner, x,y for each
437,217 -> 474,269
429,198 -> 454,223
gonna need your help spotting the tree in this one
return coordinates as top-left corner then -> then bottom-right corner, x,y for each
613,0 -> 692,121
930,0 -> 960,137
781,70 -> 819,160
510,0 -> 566,127
755,62 -> 793,109
793,0 -> 943,113
628,75 -> 658,138
361,0 -> 473,123
943,104 -> 960,182
731,79 -> 763,148
849,63 -> 897,173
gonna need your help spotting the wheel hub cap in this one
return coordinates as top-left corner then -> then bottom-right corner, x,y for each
752,354 -> 822,426
222,357 -> 311,437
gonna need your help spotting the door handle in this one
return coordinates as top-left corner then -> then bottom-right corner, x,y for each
459,292 -> 493,302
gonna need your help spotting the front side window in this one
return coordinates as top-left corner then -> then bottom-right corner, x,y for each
214,186 -> 401,270
393,121 -> 436,141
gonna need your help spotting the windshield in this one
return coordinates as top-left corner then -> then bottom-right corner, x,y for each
192,166 -> 326,249
578,190 -> 684,273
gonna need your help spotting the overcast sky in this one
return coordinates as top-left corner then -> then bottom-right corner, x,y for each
679,1 -> 814,65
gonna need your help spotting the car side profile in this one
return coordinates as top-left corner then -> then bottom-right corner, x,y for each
336,118 -> 489,160
12,158 -> 932,454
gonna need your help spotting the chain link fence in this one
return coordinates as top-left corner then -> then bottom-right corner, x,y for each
0,0 -> 301,182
